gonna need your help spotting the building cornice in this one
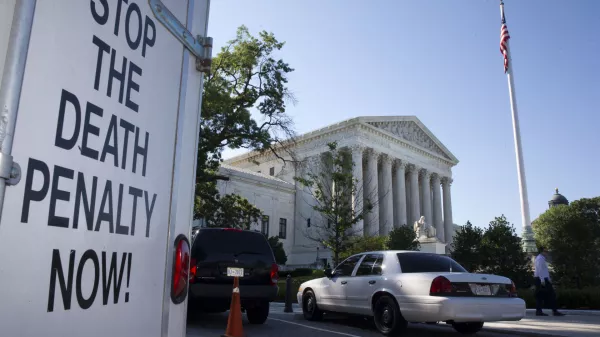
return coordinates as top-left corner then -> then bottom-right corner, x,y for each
219,164 -> 296,192
224,116 -> 459,168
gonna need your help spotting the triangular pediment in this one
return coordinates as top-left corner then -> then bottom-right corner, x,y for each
365,119 -> 456,162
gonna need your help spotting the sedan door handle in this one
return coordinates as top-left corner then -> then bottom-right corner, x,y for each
368,280 -> 376,285
341,281 -> 348,285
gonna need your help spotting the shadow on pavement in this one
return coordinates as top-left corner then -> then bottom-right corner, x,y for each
187,308 -> 525,337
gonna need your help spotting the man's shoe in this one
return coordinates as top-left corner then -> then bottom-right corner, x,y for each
553,311 -> 565,316
535,311 -> 548,316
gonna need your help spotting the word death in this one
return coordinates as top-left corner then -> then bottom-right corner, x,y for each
21,158 -> 157,238
47,249 -> 132,312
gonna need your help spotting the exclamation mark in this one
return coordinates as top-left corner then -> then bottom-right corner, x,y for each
125,253 -> 132,303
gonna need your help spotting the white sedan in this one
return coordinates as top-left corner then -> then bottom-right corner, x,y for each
297,251 -> 525,335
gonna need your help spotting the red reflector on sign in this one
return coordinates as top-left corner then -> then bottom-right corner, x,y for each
171,234 -> 190,304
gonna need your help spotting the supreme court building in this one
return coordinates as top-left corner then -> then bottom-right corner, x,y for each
211,116 -> 460,267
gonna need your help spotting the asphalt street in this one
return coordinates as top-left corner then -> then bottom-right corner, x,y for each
186,308 -> 540,337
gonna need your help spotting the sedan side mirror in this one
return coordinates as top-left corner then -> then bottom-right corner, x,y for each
324,268 -> 334,278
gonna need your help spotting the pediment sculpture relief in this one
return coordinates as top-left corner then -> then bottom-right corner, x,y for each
367,121 -> 450,159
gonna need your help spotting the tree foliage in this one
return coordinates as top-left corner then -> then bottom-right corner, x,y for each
450,221 -> 483,273
387,226 -> 421,251
195,25 -> 296,223
268,236 -> 288,265
195,194 -> 262,229
533,197 -> 600,288
339,235 -> 388,261
451,216 -> 532,288
295,142 -> 374,266
479,215 -> 532,288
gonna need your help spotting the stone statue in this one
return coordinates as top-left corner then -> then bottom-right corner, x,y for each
414,216 -> 436,239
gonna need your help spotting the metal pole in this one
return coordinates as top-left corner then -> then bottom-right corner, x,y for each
284,274 -> 293,313
0,0 -> 37,223
500,2 -> 535,252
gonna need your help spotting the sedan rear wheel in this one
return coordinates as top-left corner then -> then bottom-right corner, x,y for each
452,322 -> 484,334
302,290 -> 323,321
373,295 -> 407,335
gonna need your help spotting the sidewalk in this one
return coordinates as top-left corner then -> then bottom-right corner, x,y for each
484,312 -> 600,337
272,302 -> 600,317
525,309 -> 600,317
270,303 -> 600,337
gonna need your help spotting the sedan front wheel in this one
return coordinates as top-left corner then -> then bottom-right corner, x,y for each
302,290 -> 323,321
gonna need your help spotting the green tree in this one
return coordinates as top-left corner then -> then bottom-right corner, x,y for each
387,226 -> 420,251
267,236 -> 288,265
195,25 -> 297,223
294,142 -> 375,266
479,215 -> 532,288
195,194 -> 262,229
340,235 -> 388,261
450,221 -> 484,273
533,197 -> 600,288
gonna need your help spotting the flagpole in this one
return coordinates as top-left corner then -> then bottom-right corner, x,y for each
499,1 -> 535,253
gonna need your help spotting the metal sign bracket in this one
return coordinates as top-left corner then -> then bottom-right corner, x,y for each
0,152 -> 20,186
148,0 -> 213,73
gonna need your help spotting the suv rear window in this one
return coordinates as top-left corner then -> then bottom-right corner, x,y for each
397,253 -> 467,273
193,229 -> 274,259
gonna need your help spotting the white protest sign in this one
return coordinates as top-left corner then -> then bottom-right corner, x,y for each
0,1 -> 187,335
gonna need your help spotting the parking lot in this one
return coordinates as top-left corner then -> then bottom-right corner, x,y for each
188,304 -> 589,337
187,311 -> 507,337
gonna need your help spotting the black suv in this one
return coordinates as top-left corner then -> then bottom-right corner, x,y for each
188,227 -> 279,324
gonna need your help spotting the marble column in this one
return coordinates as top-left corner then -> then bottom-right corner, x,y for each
442,177 -> 454,244
380,155 -> 394,235
350,145 -> 364,235
431,173 -> 444,241
393,161 -> 408,228
407,164 -> 420,225
364,148 -> 379,236
293,160 -> 309,246
420,169 -> 432,226
321,152 -> 333,207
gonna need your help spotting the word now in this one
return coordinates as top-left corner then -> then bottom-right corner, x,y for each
47,249 -> 132,312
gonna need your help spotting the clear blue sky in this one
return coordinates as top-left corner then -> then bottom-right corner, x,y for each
207,0 -> 600,233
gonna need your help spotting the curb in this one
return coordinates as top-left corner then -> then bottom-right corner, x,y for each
467,325 -> 566,337
525,309 -> 600,317
434,322 -> 569,337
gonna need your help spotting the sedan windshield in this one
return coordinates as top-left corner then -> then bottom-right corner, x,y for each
397,253 -> 468,273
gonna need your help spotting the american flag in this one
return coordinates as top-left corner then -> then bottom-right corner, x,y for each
500,6 -> 510,73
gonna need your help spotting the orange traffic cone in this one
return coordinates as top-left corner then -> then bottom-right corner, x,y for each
221,276 -> 245,337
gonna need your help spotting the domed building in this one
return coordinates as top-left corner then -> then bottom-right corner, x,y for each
548,188 -> 569,208
532,189 -> 570,230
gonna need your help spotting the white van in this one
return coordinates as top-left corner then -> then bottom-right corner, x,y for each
0,1 -> 212,336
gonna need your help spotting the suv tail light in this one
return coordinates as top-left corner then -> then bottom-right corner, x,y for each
509,281 -> 517,297
171,234 -> 190,304
270,263 -> 279,285
189,257 -> 197,284
430,276 -> 453,295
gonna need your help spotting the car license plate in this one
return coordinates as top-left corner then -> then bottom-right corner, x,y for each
227,267 -> 244,277
472,284 -> 492,296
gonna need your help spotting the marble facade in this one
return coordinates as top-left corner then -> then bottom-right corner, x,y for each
221,116 -> 459,266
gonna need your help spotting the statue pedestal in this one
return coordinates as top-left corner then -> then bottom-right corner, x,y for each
418,237 -> 447,255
